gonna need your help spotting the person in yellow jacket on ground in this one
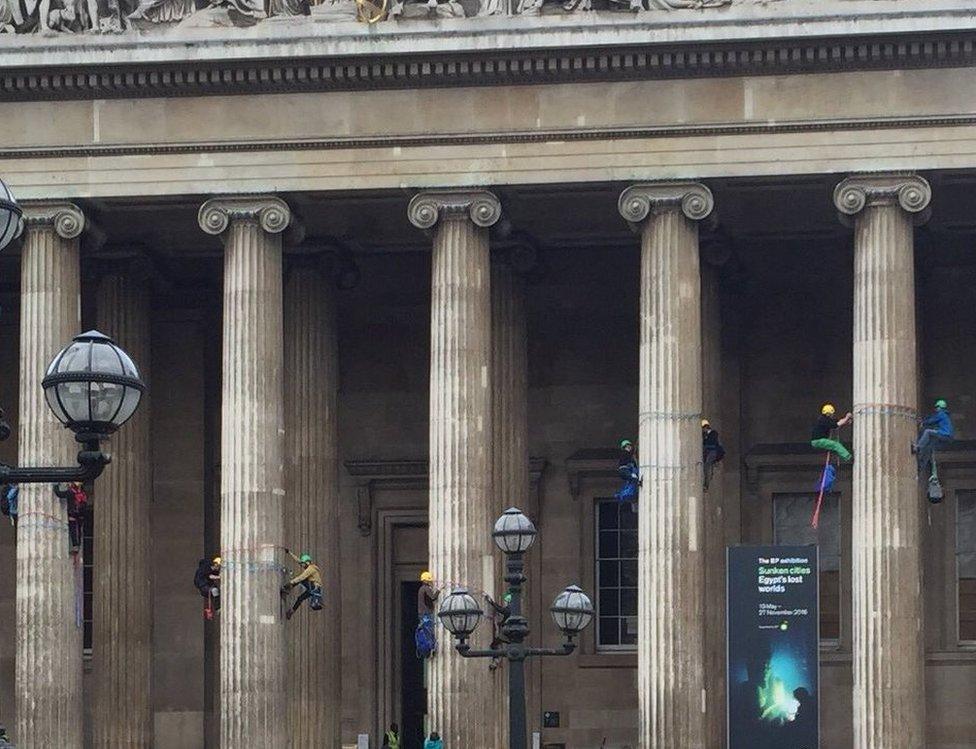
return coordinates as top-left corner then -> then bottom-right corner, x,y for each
281,549 -> 323,620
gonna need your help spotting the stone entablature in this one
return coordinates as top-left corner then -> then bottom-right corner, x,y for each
0,0 -> 972,95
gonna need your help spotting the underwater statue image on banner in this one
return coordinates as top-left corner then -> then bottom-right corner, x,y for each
727,545 -> 820,749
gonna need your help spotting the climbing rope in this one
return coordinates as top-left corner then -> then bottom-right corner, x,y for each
811,451 -> 832,530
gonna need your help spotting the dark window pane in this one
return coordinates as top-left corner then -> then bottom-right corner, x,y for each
620,588 -> 637,616
600,589 -> 620,617
621,616 -> 637,645
599,531 -> 619,558
820,570 -> 840,641
621,560 -> 638,587
599,561 -> 620,588
619,531 -> 638,558
620,505 -> 638,530
773,492 -> 840,642
598,501 -> 619,531
599,617 -> 619,646
959,491 -> 976,641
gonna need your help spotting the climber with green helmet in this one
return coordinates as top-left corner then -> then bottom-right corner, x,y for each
281,548 -> 323,619
916,398 -> 954,476
811,403 -> 854,462
615,438 -> 640,508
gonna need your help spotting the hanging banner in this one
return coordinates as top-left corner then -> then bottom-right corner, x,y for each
727,545 -> 819,749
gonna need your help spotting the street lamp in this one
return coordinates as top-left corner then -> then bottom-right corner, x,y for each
0,330 -> 145,484
0,178 -> 24,253
438,506 -> 594,749
0,180 -> 145,484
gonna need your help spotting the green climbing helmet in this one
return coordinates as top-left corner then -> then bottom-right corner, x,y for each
300,554 -> 312,564
936,399 -> 948,410
620,439 -> 633,449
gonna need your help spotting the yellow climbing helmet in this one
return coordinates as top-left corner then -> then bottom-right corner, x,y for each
821,404 -> 836,416
701,419 -> 710,428
420,570 -> 433,583
212,556 -> 222,566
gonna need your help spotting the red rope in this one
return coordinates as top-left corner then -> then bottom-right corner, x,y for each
811,451 -> 831,530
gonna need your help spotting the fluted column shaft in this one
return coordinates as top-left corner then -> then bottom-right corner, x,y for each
93,271 -> 153,748
490,257 -> 529,748
619,183 -> 713,749
283,264 -> 341,748
835,174 -> 931,749
199,196 -> 290,748
409,190 -> 501,748
700,261 -> 726,749
16,202 -> 84,749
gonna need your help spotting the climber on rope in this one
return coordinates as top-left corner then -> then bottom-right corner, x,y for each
281,549 -> 324,620
484,589 -> 513,671
416,570 -> 440,659
915,398 -> 954,478
195,556 -> 221,618
702,419 -> 725,491
615,439 -> 640,508
54,481 -> 89,553
810,404 -> 853,463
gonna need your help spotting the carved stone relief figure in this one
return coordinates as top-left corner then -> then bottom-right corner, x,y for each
389,0 -> 464,19
640,0 -> 730,8
514,0 -> 588,16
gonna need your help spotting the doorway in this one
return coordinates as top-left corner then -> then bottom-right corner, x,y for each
400,580 -> 426,749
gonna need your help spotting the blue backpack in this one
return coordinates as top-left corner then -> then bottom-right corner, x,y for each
816,464 -> 837,494
0,484 -> 17,523
415,615 -> 436,659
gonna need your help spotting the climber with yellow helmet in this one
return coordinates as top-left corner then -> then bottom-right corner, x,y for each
281,549 -> 323,620
416,570 -> 440,659
194,555 -> 222,619
811,403 -> 853,462
702,419 -> 726,491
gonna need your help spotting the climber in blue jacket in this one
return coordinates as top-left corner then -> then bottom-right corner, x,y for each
916,398 -> 954,475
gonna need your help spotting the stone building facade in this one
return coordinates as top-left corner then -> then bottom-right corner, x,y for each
0,1 -> 975,747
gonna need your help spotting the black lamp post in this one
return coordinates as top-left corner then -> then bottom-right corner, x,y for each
0,179 -> 146,484
438,506 -> 594,749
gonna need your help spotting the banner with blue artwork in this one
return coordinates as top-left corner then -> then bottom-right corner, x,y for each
727,545 -> 819,749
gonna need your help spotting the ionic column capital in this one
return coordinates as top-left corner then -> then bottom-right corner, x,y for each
20,200 -> 85,240
198,195 -> 292,236
618,182 -> 714,231
407,189 -> 502,231
833,172 -> 931,224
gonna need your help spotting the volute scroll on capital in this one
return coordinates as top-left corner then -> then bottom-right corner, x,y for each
617,182 -> 714,232
833,173 -> 932,225
198,195 -> 293,237
20,201 -> 86,241
407,190 -> 502,232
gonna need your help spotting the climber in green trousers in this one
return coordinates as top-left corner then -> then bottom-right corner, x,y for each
810,403 -> 853,462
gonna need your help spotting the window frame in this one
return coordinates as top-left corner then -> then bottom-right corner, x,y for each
594,497 -> 638,653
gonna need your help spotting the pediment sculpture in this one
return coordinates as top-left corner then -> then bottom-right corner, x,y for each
0,0 -> 731,32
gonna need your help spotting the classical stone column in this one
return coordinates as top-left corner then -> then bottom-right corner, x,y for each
700,254 -> 725,749
834,173 -> 930,749
16,201 -> 84,749
618,183 -> 713,749
409,190 -> 500,748
199,195 -> 290,747
283,260 -> 341,748
93,269 -> 153,748
489,252 -> 530,749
